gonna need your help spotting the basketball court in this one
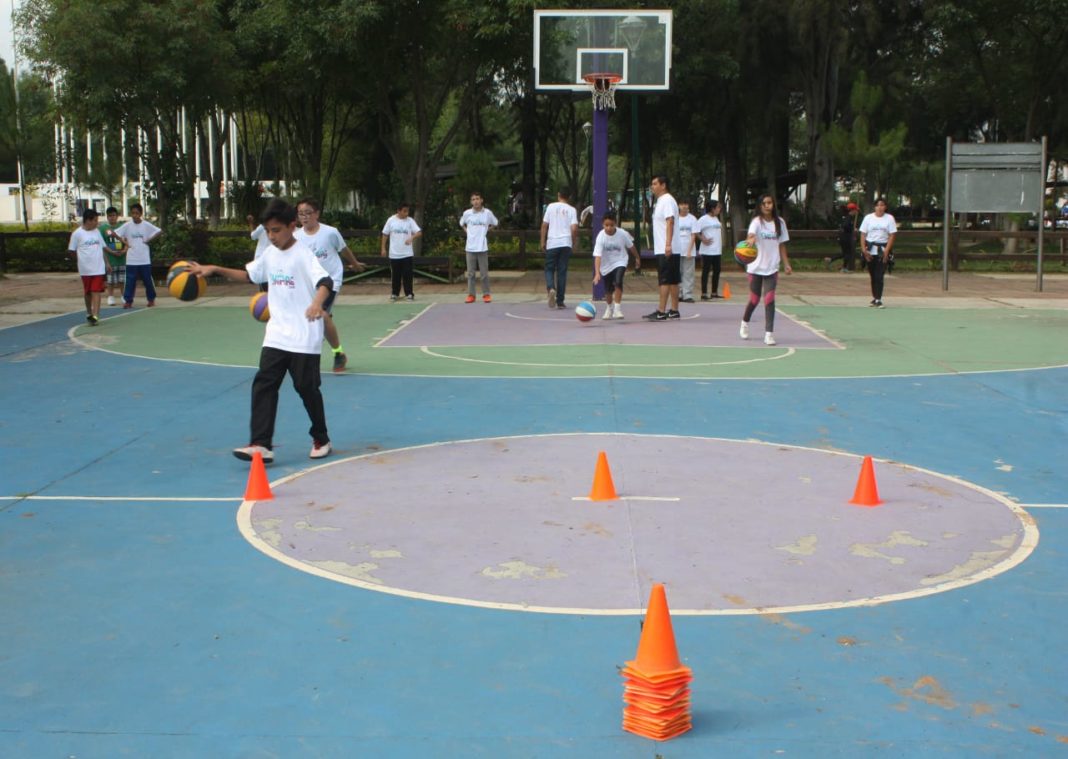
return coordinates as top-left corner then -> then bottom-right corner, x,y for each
2,268 -> 1068,755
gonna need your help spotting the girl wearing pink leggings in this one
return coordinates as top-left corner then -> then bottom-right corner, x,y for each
739,194 -> 793,346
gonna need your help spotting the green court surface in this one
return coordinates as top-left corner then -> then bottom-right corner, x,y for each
75,303 -> 1068,379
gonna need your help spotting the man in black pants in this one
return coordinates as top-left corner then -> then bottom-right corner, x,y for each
825,202 -> 859,272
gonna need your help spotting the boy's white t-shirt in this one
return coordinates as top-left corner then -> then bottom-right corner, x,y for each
676,212 -> 698,256
382,215 -> 421,259
859,213 -> 897,244
460,207 -> 499,252
746,216 -> 790,276
295,223 -> 347,291
68,227 -> 109,276
542,201 -> 578,249
652,193 -> 679,255
251,225 -> 271,259
245,241 -> 330,355
697,214 -> 722,256
115,219 -> 161,266
593,227 -> 635,275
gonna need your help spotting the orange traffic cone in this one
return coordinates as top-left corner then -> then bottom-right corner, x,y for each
621,583 -> 693,741
849,455 -> 883,507
244,451 -> 274,501
625,584 -> 689,678
588,451 -> 618,501
722,281 -> 732,300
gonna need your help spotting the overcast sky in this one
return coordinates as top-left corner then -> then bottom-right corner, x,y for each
2,1 -> 17,73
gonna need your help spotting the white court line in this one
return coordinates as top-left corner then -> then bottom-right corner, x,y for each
0,495 -> 241,502
504,311 -> 701,322
372,302 -> 436,348
571,496 -> 680,502
1019,503 -> 1068,509
234,432 -> 1042,617
418,345 -> 796,368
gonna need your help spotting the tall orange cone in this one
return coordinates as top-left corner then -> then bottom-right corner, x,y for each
849,455 -> 882,507
588,451 -> 618,501
626,584 -> 688,678
244,451 -> 274,501
621,583 -> 693,740
722,281 -> 732,300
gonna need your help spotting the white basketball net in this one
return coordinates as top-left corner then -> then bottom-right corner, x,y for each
585,75 -> 620,111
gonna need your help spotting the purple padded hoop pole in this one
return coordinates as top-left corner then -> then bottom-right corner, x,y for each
591,106 -> 609,301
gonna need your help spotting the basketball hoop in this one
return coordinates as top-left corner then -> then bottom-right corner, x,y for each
582,72 -> 622,111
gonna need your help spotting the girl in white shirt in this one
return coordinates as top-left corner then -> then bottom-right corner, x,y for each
740,194 -> 792,346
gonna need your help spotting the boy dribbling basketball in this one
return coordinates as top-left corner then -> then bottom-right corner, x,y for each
187,199 -> 335,463
592,212 -> 637,320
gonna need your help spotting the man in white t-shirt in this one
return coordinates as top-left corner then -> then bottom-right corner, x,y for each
643,175 -> 681,321
188,199 -> 335,464
592,212 -> 637,320
697,200 -> 723,299
380,201 -> 423,301
116,202 -> 162,308
677,200 -> 699,302
859,198 -> 897,308
295,198 -> 365,372
67,208 -> 116,326
540,189 -> 578,309
460,192 -> 499,303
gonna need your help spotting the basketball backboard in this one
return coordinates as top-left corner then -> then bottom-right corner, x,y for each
533,10 -> 673,92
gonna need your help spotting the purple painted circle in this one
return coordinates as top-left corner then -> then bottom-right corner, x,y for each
239,434 -> 1036,614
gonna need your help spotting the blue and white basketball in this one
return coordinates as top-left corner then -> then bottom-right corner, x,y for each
575,301 -> 596,322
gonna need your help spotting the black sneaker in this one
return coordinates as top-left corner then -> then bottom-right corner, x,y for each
700,294 -> 709,301
332,352 -> 347,372
86,314 -> 99,326
680,298 -> 695,304
666,309 -> 681,320
642,310 -> 667,321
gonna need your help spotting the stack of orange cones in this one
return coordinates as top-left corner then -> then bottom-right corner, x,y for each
849,455 -> 882,507
244,451 -> 274,501
588,451 -> 619,501
722,282 -> 732,300
621,584 -> 693,740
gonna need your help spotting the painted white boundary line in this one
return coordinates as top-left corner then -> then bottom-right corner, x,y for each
418,345 -> 796,368
1,495 -> 241,502
234,432 -> 1041,617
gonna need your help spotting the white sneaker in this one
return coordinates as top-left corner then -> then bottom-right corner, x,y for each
309,440 -> 332,459
764,332 -> 776,346
602,304 -> 613,320
107,296 -> 116,306
739,321 -> 749,339
613,304 -> 624,319
233,444 -> 273,463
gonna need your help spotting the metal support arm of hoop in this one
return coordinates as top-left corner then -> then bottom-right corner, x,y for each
583,73 -> 622,111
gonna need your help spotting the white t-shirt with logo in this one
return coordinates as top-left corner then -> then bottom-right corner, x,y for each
593,227 -> 635,275
251,225 -> 271,259
295,223 -> 347,291
696,214 -> 722,256
746,216 -> 790,276
382,215 -> 421,259
652,193 -> 679,255
676,212 -> 698,257
542,201 -> 578,249
68,227 -> 109,276
860,213 -> 898,245
115,219 -> 161,266
245,241 -> 330,355
460,207 -> 499,252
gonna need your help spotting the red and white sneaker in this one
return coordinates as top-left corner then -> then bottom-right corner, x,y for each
310,441 -> 332,459
482,294 -> 492,303
465,295 -> 476,303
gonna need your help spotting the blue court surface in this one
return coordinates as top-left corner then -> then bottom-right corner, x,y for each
2,298 -> 1067,757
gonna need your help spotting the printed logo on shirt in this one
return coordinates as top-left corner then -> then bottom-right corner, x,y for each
270,272 -> 296,288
